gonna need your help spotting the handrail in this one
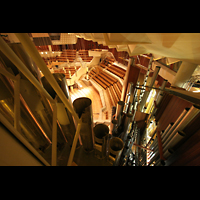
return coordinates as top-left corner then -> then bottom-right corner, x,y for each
0,36 -> 55,104
15,34 -> 82,165
15,33 -> 79,123
67,120 -> 82,166
0,36 -> 56,165
0,34 -> 81,165
0,112 -> 50,166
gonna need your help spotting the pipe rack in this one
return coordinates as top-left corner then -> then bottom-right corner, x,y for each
147,104 -> 200,166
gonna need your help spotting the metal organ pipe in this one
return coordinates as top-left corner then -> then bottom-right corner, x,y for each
140,57 -> 153,99
15,33 -> 79,123
161,123 -> 173,140
41,73 -> 78,147
108,137 -> 124,166
149,66 -> 161,88
162,106 -> 200,149
120,113 -> 133,142
0,36 -> 54,104
111,119 -> 118,137
140,66 -> 161,112
163,130 -> 186,153
148,105 -> 200,165
73,97 -> 95,152
153,79 -> 168,112
93,123 -> 109,159
123,82 -> 134,114
162,108 -> 188,146
163,148 -> 174,160
115,101 -> 125,126
162,105 -> 200,151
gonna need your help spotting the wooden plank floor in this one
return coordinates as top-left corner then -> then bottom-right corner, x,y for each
70,82 -> 102,121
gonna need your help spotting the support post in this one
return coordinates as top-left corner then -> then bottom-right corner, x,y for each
15,33 -> 79,123
67,120 -> 82,166
51,101 -> 57,166
14,74 -> 21,132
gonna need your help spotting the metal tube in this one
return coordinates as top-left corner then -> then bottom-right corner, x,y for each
0,74 -> 52,148
41,73 -> 78,146
147,56 -> 153,70
141,66 -> 161,112
73,97 -> 94,152
160,79 -> 168,91
51,102 -> 57,166
15,33 -> 79,123
162,108 -> 188,146
161,123 -> 173,140
163,148 -> 174,160
115,101 -> 125,126
140,90 -> 150,112
124,82 -> 134,114
163,130 -> 186,153
93,123 -> 109,159
149,66 -> 161,88
163,105 -> 200,149
0,36 -> 54,104
121,113 -> 133,142
14,74 -> 20,132
111,119 -> 118,135
108,137 -> 124,166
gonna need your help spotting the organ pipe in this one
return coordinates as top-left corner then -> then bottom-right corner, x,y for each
163,130 -> 186,154
161,123 -> 173,140
108,137 -> 124,166
163,148 -> 174,160
149,66 -> 161,88
94,123 -> 109,159
163,105 -> 200,149
140,66 -> 161,112
120,113 -> 133,142
73,97 -> 95,152
123,82 -> 134,114
148,105 -> 200,166
41,73 -> 78,147
115,101 -> 125,126
162,108 -> 188,146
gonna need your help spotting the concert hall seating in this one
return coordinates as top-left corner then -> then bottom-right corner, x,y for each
88,67 -> 124,107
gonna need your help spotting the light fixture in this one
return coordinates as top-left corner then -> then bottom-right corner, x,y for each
193,90 -> 200,93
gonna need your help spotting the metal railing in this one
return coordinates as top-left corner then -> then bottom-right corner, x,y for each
0,34 -> 81,166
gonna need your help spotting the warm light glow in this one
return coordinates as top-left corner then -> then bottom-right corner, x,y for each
193,90 -> 200,93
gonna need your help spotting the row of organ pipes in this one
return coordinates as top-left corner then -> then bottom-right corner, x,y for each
1,39 -> 199,166
102,56 -> 200,166
147,104 -> 200,166
92,57 -> 172,166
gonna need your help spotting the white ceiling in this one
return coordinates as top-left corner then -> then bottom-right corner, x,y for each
73,33 -> 200,65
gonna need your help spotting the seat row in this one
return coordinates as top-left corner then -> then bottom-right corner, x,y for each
53,66 -> 81,79
100,57 -> 126,79
42,49 -> 93,64
88,68 -> 122,107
